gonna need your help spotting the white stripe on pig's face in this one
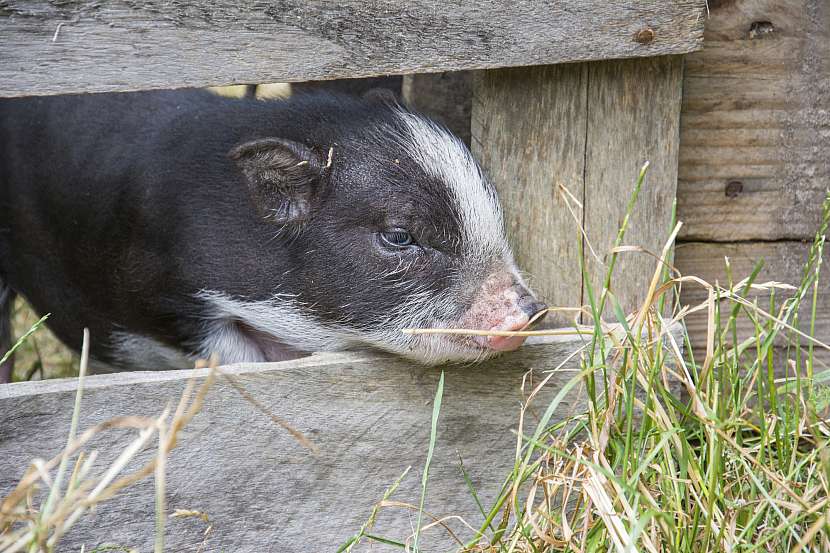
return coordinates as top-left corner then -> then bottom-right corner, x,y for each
394,111 -> 510,262
200,99 -> 545,366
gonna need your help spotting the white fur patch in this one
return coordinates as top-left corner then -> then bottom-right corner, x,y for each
396,111 -> 510,260
198,319 -> 270,365
196,290 -> 356,363
109,331 -> 192,371
196,290 -> 501,366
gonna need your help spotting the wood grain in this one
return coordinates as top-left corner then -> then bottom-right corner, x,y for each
0,333 -> 681,552
583,56 -> 684,318
472,57 -> 684,322
676,0 -> 830,241
472,64 -> 589,326
0,1 -> 705,97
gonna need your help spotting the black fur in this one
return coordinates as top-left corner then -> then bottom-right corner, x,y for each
0,278 -> 14,382
0,89 -> 470,370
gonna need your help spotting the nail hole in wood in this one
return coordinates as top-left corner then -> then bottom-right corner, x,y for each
635,28 -> 655,44
748,21 -> 775,39
725,180 -> 743,198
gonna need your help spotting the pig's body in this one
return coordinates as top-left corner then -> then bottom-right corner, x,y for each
0,90 -> 544,380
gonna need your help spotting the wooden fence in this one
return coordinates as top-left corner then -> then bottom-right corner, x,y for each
674,0 -> 830,363
1,1 -> 704,97
0,1 -> 710,550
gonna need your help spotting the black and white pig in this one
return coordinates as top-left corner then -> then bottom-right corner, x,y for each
0,89 -> 546,382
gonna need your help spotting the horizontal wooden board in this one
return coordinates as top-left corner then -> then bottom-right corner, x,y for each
675,241 -> 830,369
0,1 -> 705,97
676,0 -> 830,241
0,333 -> 685,552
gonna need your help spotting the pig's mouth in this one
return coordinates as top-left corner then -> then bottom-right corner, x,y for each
469,307 -> 548,352
420,272 -> 549,361
470,323 -> 534,352
404,308 -> 548,364
392,273 -> 550,364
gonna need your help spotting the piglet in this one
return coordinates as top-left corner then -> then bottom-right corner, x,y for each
0,89 -> 546,379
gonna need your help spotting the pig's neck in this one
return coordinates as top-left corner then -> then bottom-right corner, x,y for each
201,318 -> 310,365
195,290 -> 354,364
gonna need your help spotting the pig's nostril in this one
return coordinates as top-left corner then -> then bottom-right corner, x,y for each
526,304 -> 548,327
518,295 -> 548,322
525,302 -> 548,328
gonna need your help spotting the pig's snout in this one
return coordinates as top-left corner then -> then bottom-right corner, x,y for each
485,286 -> 547,352
447,270 -> 549,361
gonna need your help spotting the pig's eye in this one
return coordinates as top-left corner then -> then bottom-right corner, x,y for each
379,229 -> 416,249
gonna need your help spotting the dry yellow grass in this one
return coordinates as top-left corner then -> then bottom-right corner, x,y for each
0,332 -> 218,553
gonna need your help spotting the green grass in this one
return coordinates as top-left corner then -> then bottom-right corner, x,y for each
460,192 -> 830,552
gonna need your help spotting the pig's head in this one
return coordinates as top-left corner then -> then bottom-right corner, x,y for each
211,93 -> 546,365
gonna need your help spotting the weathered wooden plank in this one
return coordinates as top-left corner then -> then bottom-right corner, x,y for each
0,336 -> 596,552
675,241 -> 830,364
0,1 -> 706,97
472,57 -> 684,322
472,64 -> 588,326
403,72 -> 474,145
582,56 -> 684,317
676,0 -> 830,241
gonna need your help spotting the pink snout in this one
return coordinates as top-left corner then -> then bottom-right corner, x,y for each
485,311 -> 548,351
469,287 -> 548,352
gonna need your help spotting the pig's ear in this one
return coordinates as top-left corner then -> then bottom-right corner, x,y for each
229,138 -> 325,225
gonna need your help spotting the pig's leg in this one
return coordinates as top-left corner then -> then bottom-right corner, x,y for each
0,281 -> 15,384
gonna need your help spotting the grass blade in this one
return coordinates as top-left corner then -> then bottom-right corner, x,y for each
413,371 -> 445,552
